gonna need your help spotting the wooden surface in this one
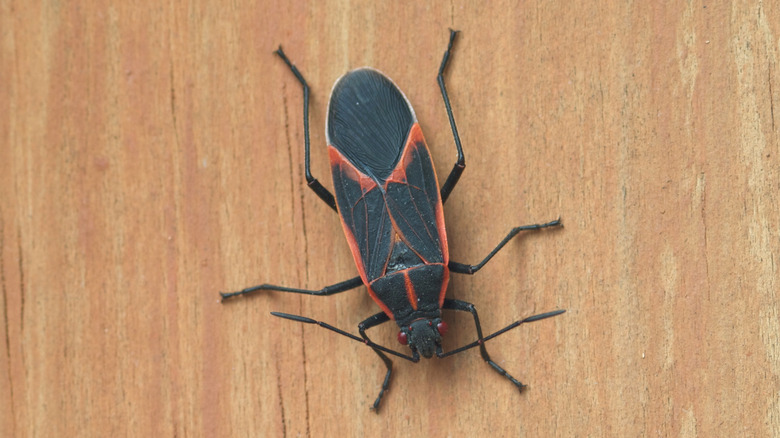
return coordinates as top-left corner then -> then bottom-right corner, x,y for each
2,1 -> 779,436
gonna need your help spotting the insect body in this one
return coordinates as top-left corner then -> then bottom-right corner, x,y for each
328,67 -> 451,360
221,30 -> 563,411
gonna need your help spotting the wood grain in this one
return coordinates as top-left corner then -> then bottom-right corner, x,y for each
2,1 -> 779,436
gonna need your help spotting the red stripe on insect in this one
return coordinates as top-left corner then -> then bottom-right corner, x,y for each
404,271 -> 418,310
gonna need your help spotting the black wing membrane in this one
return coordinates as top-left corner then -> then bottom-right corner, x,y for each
384,142 -> 445,265
331,166 -> 394,281
331,137 -> 445,282
327,69 -> 415,181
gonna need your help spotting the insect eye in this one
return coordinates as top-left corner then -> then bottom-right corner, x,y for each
397,331 -> 408,345
437,321 -> 448,336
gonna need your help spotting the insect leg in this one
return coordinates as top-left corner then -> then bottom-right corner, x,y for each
271,311 -> 414,410
449,218 -> 562,274
220,275 -> 363,301
442,298 -> 526,390
275,46 -> 338,212
358,312 -> 396,412
437,29 -> 466,204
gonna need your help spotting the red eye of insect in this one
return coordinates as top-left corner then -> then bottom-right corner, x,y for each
397,331 -> 408,345
437,321 -> 448,336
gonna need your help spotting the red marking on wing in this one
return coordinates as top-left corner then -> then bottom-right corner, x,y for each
329,146 -> 378,196
386,122 -> 426,185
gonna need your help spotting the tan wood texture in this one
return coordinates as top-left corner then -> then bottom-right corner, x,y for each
2,1 -> 779,436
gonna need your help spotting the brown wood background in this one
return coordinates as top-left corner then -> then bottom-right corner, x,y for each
2,1 -> 779,436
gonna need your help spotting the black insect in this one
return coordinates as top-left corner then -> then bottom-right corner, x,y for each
222,30 -> 564,411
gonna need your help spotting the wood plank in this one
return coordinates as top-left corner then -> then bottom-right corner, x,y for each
2,1 -> 778,436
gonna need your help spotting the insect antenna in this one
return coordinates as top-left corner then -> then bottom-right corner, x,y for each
438,309 -> 565,358
271,312 -> 418,362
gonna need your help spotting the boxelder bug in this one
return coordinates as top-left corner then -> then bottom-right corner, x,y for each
221,30 -> 564,411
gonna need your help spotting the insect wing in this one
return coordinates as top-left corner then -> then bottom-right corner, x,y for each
384,123 -> 448,267
326,69 -> 449,292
